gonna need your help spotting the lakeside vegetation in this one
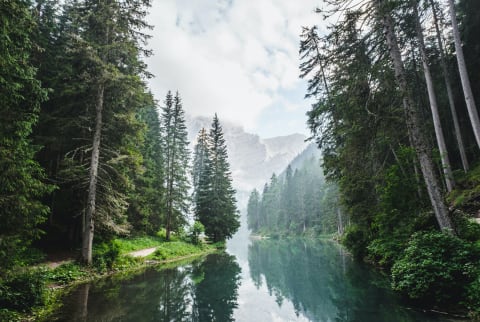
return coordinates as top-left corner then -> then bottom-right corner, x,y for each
295,0 -> 480,317
0,235 -> 221,321
0,0 -> 240,318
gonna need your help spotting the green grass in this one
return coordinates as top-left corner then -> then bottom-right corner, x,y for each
114,236 -> 164,254
148,241 -> 212,261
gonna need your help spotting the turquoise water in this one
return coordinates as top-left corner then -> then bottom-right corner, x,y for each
56,237 -> 461,321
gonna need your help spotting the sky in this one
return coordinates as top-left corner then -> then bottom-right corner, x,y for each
145,0 -> 324,138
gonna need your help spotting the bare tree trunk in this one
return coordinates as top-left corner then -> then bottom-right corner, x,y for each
376,0 -> 454,232
430,0 -> 469,172
413,2 -> 455,192
447,0 -> 480,149
337,207 -> 344,235
82,83 -> 104,265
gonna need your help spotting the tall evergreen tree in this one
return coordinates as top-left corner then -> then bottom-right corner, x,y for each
56,0 -> 153,264
0,0 -> 53,270
161,91 -> 190,241
197,115 -> 239,242
128,94 -> 165,234
247,189 -> 261,232
192,128 -> 209,215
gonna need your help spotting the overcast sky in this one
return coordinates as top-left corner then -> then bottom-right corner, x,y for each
145,0 -> 323,138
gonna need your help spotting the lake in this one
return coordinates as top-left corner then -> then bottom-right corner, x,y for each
55,233 -> 460,321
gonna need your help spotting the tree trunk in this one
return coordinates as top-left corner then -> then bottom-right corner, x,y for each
413,2 -> 455,192
376,0 -> 454,233
337,207 -> 344,235
430,0 -> 469,172
82,83 -> 104,265
447,0 -> 480,149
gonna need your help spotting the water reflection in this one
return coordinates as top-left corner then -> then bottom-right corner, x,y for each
247,239 -> 448,322
57,253 -> 241,321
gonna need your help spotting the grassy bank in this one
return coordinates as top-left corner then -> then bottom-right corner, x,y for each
0,237 -> 221,321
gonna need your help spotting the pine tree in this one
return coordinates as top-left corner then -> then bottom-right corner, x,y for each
161,91 -> 190,241
55,0 -> 153,264
192,128 -> 209,214
128,94 -> 165,234
197,115 -> 239,242
247,189 -> 261,232
0,0 -> 53,270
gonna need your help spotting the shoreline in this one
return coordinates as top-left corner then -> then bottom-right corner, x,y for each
19,243 -> 220,322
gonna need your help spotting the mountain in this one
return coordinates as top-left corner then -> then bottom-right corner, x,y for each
186,115 -> 309,207
278,143 -> 321,179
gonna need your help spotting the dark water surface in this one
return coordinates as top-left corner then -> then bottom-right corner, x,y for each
56,235 -> 460,321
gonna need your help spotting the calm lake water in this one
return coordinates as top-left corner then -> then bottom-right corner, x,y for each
56,232 -> 460,321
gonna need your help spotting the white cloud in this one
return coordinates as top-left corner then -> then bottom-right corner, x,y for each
145,0 -> 323,137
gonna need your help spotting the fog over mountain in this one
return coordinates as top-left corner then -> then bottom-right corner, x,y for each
187,115 -> 309,207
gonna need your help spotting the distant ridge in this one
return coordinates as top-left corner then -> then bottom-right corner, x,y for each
186,115 -> 309,206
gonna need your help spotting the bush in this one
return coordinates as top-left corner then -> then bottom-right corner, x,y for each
342,225 -> 369,260
93,240 -> 120,272
367,237 -> 405,267
189,221 -> 205,245
452,212 -> 480,242
112,255 -> 141,271
391,231 -> 479,305
44,262 -> 86,284
156,228 -> 167,240
0,269 -> 46,312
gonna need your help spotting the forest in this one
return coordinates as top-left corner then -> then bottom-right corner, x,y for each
0,0 -> 239,318
295,0 -> 480,316
247,146 -> 341,237
3,0 -> 480,319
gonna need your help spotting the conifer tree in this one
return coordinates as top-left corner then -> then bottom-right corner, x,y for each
161,91 -> 190,241
57,0 -> 153,264
0,0 -> 53,269
247,189 -> 261,232
197,115 -> 239,242
192,128 -> 209,213
128,95 -> 165,234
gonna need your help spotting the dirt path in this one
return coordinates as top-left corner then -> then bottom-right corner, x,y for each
128,247 -> 157,257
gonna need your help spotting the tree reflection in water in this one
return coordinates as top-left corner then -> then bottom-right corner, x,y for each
247,239 -> 447,322
57,253 -> 241,321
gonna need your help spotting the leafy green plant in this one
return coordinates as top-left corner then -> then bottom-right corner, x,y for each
391,231 -> 479,305
189,221 -> 205,245
0,269 -> 46,312
342,225 -> 369,260
112,255 -> 142,271
93,240 -> 121,272
149,241 -> 204,261
114,236 -> 163,253
44,262 -> 86,284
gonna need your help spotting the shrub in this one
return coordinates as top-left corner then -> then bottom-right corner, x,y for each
367,237 -> 405,267
0,269 -> 46,312
93,240 -> 120,272
112,255 -> 141,271
156,228 -> 167,241
342,225 -> 369,260
189,221 -> 205,245
44,262 -> 86,284
391,231 -> 479,305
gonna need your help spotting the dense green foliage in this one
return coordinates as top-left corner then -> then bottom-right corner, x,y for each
299,0 -> 480,312
247,151 -> 340,237
391,231 -> 480,304
0,269 -> 46,313
160,91 -> 190,241
0,0 -> 240,316
193,115 -> 240,242
0,0 -> 53,271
